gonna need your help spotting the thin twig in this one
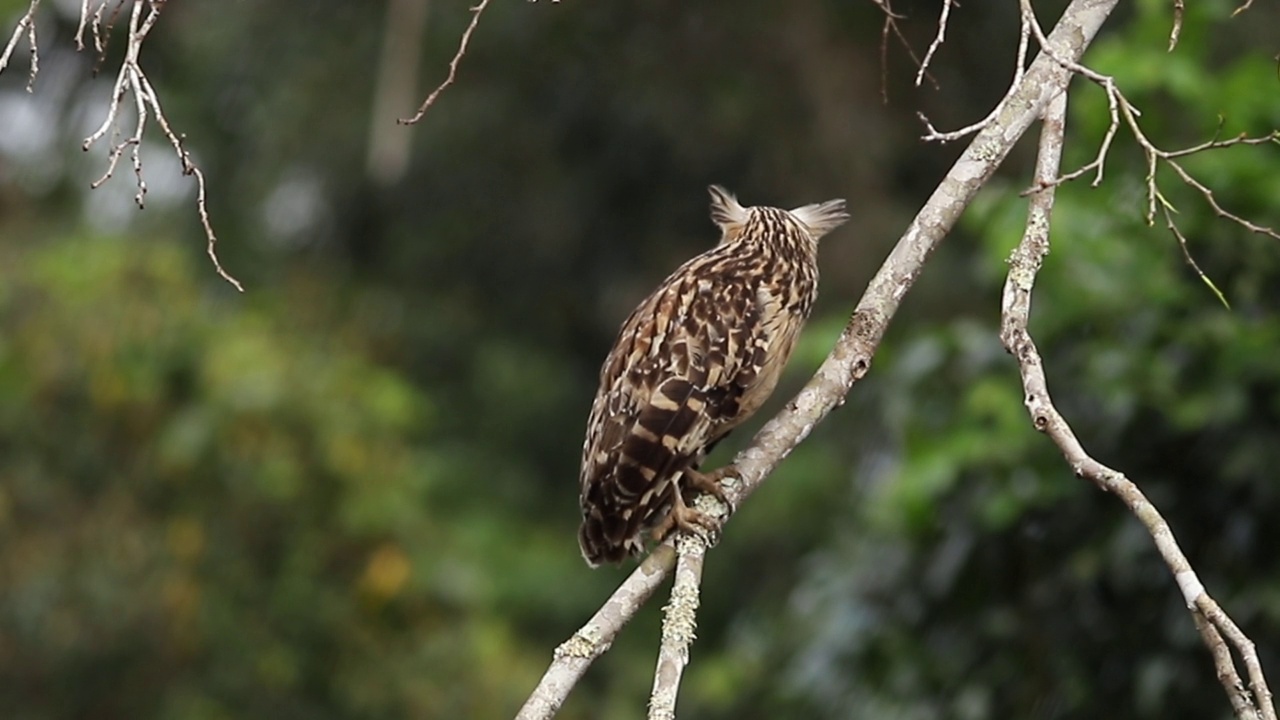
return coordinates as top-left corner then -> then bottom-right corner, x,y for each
872,0 -> 938,102
916,0 -> 955,87
514,544 -> 677,720
1162,152 -> 1280,239
74,0 -> 91,51
1170,0 -> 1185,51
0,0 -> 41,90
399,0 -> 492,125
919,0 -> 1031,142
1160,200 -> 1230,308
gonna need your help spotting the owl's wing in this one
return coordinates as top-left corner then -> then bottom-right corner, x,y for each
579,257 -> 763,564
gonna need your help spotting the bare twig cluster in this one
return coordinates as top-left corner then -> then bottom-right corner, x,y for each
1002,90 -> 1275,720
1015,0 -> 1275,303
1,0 -> 243,291
891,0 -> 1277,301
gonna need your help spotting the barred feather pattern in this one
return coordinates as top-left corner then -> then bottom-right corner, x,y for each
578,185 -> 849,566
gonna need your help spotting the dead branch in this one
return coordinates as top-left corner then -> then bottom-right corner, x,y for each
1170,0 -> 1185,51
872,0 -> 938,102
1000,87 -> 1276,720
1006,0 -> 1278,302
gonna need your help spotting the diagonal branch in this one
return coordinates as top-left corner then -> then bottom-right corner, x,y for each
514,1 -> 1120,716
516,543 -> 677,720
999,87 -> 1276,720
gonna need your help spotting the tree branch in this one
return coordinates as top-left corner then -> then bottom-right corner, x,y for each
514,1 -> 1121,716
1000,83 -> 1276,720
918,0 -> 1032,142
80,0 -> 243,291
646,492 -> 728,719
514,544 -> 677,720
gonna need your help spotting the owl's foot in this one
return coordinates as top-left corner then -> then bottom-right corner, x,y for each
651,488 -> 723,544
683,465 -> 737,514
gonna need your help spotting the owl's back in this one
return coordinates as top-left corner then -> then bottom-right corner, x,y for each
577,187 -> 848,566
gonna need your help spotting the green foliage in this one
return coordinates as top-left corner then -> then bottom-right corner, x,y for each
0,238 -> 556,718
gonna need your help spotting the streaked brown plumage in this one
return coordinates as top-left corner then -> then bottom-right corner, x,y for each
578,185 -> 849,566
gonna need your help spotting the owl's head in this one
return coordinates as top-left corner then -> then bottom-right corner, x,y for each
708,185 -> 849,246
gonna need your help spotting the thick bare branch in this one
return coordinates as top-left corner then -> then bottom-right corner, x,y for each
1000,88 -> 1276,720
514,544 -> 677,720
515,1 -> 1119,716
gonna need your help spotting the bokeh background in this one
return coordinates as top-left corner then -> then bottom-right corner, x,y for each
1,0 -> 1278,718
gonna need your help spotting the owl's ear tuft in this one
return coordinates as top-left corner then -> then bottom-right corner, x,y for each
708,185 -> 748,235
790,198 -> 850,241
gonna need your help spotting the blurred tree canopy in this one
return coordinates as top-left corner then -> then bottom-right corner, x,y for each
0,0 -> 1276,718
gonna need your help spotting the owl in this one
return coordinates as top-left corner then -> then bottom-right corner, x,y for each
578,185 -> 849,566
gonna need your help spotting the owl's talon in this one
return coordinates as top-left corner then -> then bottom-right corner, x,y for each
683,465 -> 736,514
652,489 -> 723,543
